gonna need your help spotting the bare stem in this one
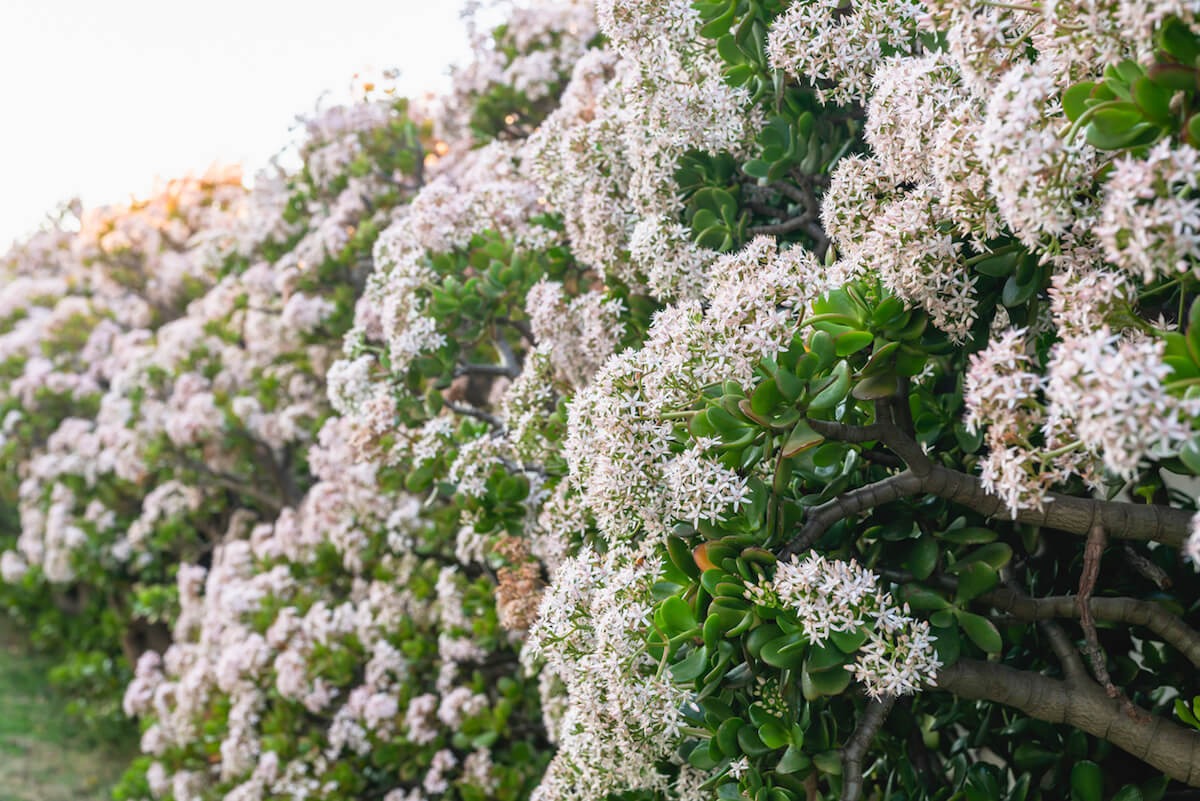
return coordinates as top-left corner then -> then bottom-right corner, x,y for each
806,419 -> 889,443
1039,618 -> 1089,683
841,694 -> 897,801
781,471 -> 922,558
499,317 -> 536,345
182,458 -> 285,513
1003,580 -> 1089,682
446,402 -> 504,429
495,334 -> 522,376
1121,544 -> 1172,590
1075,525 -> 1140,718
456,362 -> 520,379
748,216 -> 825,238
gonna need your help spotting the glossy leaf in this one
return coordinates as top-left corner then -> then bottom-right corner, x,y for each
833,330 -> 874,357
781,420 -> 825,458
1070,761 -> 1103,801
671,646 -> 710,682
956,610 -> 1002,654
659,596 -> 697,635
776,745 -> 811,774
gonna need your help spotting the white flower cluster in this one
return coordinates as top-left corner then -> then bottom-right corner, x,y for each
866,54 -> 967,184
367,217 -> 447,375
526,279 -> 625,388
1046,328 -> 1195,478
0,168 -> 250,585
0,94 -> 506,800
767,0 -> 924,106
816,0 -> 1200,520
929,101 -> 1005,245
747,554 -> 941,699
121,413 -> 512,800
501,346 -> 560,464
525,544 -> 688,801
567,238 -> 834,538
1097,141 -> 1200,283
521,50 -> 633,280
1047,254 -> 1134,338
823,156 -> 979,340
966,325 -> 1196,515
350,142 -> 558,383
978,61 -> 1098,248
434,0 -> 599,146
524,0 -> 755,299
964,328 -> 1068,516
8,1 -> 1200,798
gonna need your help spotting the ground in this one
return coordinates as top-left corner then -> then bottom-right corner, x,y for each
0,621 -> 133,801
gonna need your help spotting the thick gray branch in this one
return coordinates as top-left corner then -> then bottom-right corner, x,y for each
806,419 -> 889,443
781,459 -> 1188,556
938,660 -> 1200,786
804,413 -> 1190,547
920,464 -> 1189,547
983,590 -> 1200,668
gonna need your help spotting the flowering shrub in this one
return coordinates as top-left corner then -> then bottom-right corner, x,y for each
4,0 -> 1200,800
0,166 -> 248,728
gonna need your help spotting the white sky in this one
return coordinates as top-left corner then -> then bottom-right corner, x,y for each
0,0 -> 471,248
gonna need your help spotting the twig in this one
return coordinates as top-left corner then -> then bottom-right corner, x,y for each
455,362 -> 520,379
841,694 -> 897,801
181,458 -> 285,513
808,399 -> 931,471
770,181 -> 808,205
495,334 -> 522,376
255,439 -> 302,506
1004,580 -> 1088,682
1040,619 -> 1090,683
748,216 -> 825,238
805,418 -> 888,443
781,471 -> 922,558
877,395 -> 932,471
446,401 -> 503,429
744,179 -> 831,254
1122,543 -> 1172,589
745,200 -> 791,218
860,448 -> 904,468
498,457 -> 549,479
1076,524 -> 1140,719
499,317 -> 536,345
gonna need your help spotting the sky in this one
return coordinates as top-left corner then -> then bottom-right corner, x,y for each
0,0 -> 471,248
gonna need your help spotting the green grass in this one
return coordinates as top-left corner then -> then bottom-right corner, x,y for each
0,621 -> 135,801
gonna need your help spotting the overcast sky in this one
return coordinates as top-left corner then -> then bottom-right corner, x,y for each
0,1 -> 470,248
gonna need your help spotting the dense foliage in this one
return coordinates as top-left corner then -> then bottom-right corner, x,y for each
3,1 -> 1200,800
